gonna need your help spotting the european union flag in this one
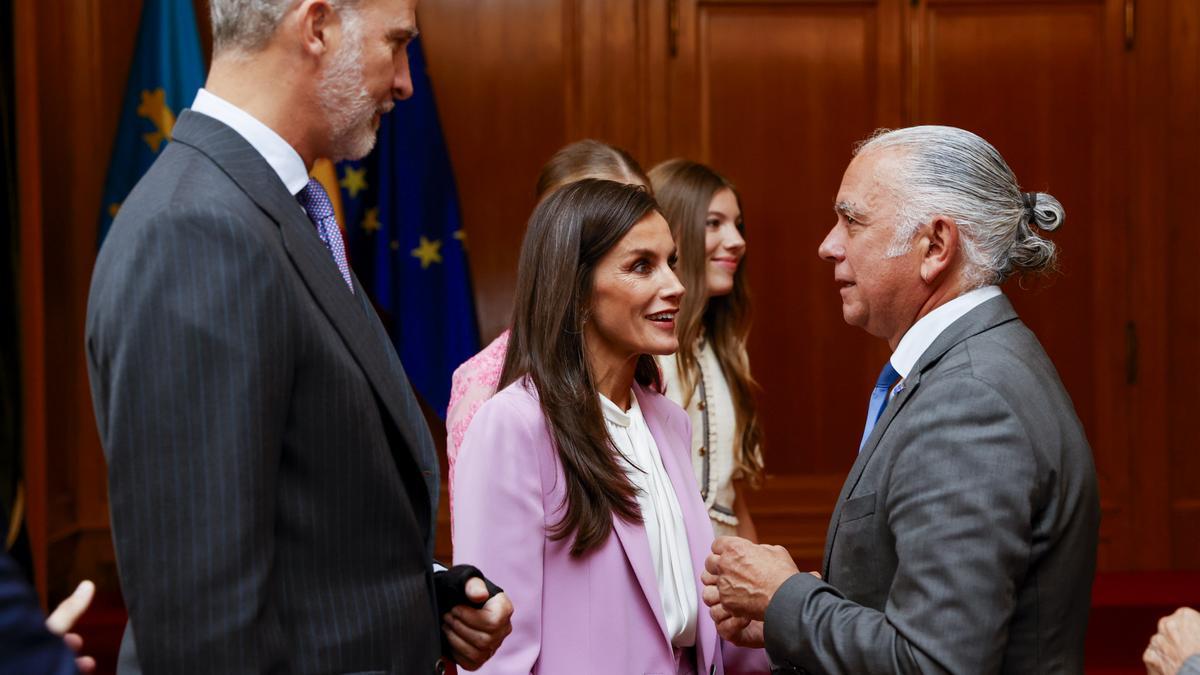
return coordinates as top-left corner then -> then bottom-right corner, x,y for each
99,0 -> 205,243
340,37 -> 480,416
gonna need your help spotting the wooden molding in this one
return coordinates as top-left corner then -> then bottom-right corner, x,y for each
14,0 -> 48,604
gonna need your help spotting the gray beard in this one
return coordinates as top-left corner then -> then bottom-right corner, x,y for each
317,15 -> 378,161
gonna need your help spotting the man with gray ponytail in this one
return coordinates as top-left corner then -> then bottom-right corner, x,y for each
702,126 -> 1099,674
87,1 -> 512,673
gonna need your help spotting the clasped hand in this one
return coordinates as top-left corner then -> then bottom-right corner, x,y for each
1144,606 -> 1200,675
442,577 -> 514,671
700,536 -> 814,648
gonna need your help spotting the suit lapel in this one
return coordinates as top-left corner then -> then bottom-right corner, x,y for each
610,387 -> 700,661
821,295 -> 1021,576
350,274 -> 441,509
612,516 -> 672,649
637,386 -> 719,674
170,111 -> 434,497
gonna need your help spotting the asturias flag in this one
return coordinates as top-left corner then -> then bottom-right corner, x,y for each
99,0 -> 205,243
338,37 -> 480,416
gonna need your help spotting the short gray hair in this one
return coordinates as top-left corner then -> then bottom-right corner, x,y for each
210,0 -> 362,55
857,125 -> 1065,287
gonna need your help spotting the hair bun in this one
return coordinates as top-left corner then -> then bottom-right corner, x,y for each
1026,192 -> 1065,232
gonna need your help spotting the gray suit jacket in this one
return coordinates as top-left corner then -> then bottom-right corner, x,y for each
764,296 -> 1100,674
86,111 -> 444,674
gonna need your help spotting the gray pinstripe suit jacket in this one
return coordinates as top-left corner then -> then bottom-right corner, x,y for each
86,111 -> 444,674
763,296 -> 1100,674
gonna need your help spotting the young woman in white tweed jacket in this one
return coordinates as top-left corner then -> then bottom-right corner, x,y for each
650,160 -> 765,540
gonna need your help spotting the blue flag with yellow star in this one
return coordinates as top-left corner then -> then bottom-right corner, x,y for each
98,0 -> 205,244
339,37 -> 479,417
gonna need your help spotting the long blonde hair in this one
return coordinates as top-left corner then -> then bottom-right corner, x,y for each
649,159 -> 764,487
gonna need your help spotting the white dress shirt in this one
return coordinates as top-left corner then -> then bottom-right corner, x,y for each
600,391 -> 699,649
190,88 -> 310,196
889,285 -> 1004,380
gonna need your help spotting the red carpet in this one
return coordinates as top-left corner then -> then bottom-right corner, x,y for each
71,572 -> 1200,674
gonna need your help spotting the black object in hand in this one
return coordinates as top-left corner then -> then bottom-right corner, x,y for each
435,564 -> 504,611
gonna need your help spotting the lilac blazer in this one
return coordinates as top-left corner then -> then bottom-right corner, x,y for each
452,379 -> 769,675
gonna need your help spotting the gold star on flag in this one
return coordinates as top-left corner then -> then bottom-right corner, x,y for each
136,88 -> 175,152
340,166 -> 368,199
361,208 -> 380,233
411,236 -> 443,269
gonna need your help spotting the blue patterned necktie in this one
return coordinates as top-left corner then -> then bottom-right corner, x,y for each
296,178 -> 354,292
859,361 -> 901,452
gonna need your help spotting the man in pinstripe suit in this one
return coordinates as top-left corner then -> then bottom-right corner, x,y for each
85,1 -> 511,672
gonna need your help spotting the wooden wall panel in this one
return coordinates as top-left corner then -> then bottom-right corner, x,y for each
666,0 -> 903,564
914,0 -> 1133,568
743,475 -> 842,567
569,0 -> 646,155
17,0 -> 144,600
14,0 -> 48,601
1123,0 -> 1174,573
1165,0 -> 1200,569
418,1 -> 571,342
420,0 -> 664,343
697,1 -> 903,479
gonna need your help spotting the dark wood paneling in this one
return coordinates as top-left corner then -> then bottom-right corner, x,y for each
915,0 -> 1133,568
743,474 -> 844,569
420,0 -> 666,342
1165,0 -> 1200,569
17,0 -> 224,605
14,0 -> 49,602
688,1 -> 903,479
419,0 -> 571,342
569,0 -> 646,154
1124,0 -> 1172,573
18,0 -> 143,601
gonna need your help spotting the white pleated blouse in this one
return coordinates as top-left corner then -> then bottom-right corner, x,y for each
599,391 -> 699,649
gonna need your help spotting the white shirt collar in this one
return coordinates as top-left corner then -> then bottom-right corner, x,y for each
890,285 -> 1003,378
190,88 -> 310,196
599,391 -> 638,428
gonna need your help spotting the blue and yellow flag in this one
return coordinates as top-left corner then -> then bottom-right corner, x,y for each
99,0 -> 205,243
339,37 -> 480,416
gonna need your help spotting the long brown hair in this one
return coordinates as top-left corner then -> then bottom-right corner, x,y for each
648,159 -> 764,487
499,179 -> 663,556
535,140 -> 651,199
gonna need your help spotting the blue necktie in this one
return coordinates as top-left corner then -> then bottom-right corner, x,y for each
296,178 -> 354,292
859,361 -> 901,452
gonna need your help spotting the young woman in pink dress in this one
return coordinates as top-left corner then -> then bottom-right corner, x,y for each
650,160 -> 766,541
444,140 -> 650,503
451,179 -> 768,674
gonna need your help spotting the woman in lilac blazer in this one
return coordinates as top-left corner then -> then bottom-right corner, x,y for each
452,179 -> 768,674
